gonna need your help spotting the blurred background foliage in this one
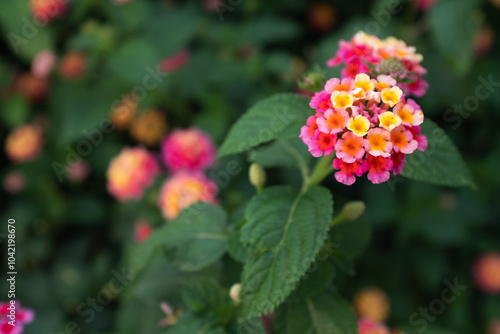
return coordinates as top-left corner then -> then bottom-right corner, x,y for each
0,0 -> 499,333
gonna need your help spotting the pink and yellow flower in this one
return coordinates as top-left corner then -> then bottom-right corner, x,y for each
379,112 -> 402,131
299,116 -> 319,145
5,124 -> 44,163
310,90 -> 333,113
363,154 -> 394,184
325,78 -> 353,93
473,252 -> 500,295
393,100 -> 424,126
347,115 -> 371,137
335,132 -> 365,163
317,109 -> 349,134
309,132 -> 336,157
332,158 -> 363,186
364,128 -> 392,157
331,91 -> 354,109
390,126 -> 418,154
161,127 -> 216,172
106,147 -> 160,202
327,31 -> 428,97
300,64 -> 427,185
158,172 -> 218,220
381,87 -> 403,107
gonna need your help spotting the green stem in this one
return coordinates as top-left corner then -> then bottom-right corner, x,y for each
279,140 -> 311,189
304,154 -> 334,191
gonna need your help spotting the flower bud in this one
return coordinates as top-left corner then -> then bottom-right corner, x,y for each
249,163 -> 266,191
298,70 -> 325,93
229,283 -> 242,305
341,201 -> 366,221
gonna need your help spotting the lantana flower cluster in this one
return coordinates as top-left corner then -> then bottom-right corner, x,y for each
106,126 -> 218,222
300,73 -> 427,185
158,128 -> 218,220
327,31 -> 428,97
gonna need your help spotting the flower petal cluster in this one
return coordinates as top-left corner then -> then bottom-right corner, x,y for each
161,127 -> 216,172
300,73 -> 427,185
327,31 -> 428,97
5,124 -> 44,163
157,172 -> 218,220
106,147 -> 160,201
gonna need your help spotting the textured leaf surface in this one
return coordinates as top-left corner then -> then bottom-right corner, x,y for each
287,262 -> 336,303
239,186 -> 333,319
166,312 -> 227,334
248,137 -> 312,169
274,290 -> 357,334
218,94 -> 311,158
403,120 -> 475,188
130,204 -> 227,275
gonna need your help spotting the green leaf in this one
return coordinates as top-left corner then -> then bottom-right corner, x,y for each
241,17 -> 300,45
248,137 -> 312,169
0,95 -> 30,129
166,312 -> 227,334
402,120 -> 475,188
130,204 -> 228,275
106,38 -> 162,84
0,0 -> 55,62
228,318 -> 267,334
218,94 -> 312,158
429,0 -> 480,75
274,290 -> 357,334
330,219 -> 371,261
141,3 -> 201,55
227,229 -> 251,263
182,278 -> 230,314
239,186 -> 333,319
287,262 -> 336,303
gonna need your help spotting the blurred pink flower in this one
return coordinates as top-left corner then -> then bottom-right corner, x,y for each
3,172 -> 25,194
66,160 -> 90,182
161,127 -> 216,172
358,318 -> 390,334
31,50 -> 56,78
159,50 -> 190,73
0,301 -> 34,334
30,0 -> 68,25
106,147 -> 160,202
415,0 -> 439,11
134,220 -> 153,244
158,172 -> 218,220
473,252 -> 500,294
59,51 -> 87,79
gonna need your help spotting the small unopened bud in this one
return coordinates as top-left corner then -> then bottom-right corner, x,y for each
229,283 -> 242,305
341,201 -> 366,221
249,164 -> 266,191
331,201 -> 366,226
298,70 -> 325,93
